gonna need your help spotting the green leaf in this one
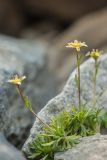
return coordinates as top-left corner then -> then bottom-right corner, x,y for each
23,96 -> 33,112
42,141 -> 56,147
79,54 -> 85,62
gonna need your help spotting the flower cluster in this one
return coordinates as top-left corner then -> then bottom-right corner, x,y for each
66,40 -> 102,108
66,40 -> 101,60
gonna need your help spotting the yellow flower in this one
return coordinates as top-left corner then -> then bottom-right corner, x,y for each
86,49 -> 101,60
66,40 -> 87,52
7,75 -> 26,85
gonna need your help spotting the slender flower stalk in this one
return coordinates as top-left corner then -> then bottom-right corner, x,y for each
93,59 -> 97,106
76,52 -> 81,108
7,75 -> 51,130
16,85 -> 51,129
86,49 -> 101,107
66,40 -> 88,109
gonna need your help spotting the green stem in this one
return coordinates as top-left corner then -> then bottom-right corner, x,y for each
76,52 -> 81,109
93,59 -> 97,107
16,85 -> 51,130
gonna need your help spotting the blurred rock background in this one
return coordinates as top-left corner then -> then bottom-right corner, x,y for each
0,0 -> 107,88
0,0 -> 107,36
0,0 -> 107,84
0,1 -> 107,159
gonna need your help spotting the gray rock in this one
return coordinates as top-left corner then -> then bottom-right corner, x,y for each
54,134 -> 107,160
0,71 -> 10,133
0,133 -> 26,160
23,54 -> 107,154
0,35 -> 58,147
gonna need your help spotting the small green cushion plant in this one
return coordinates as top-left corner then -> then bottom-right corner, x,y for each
28,106 -> 107,160
28,109 -> 80,160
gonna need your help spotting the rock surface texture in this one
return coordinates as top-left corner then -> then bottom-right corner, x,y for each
0,35 -> 58,147
0,133 -> 26,160
23,54 -> 107,154
55,134 -> 107,160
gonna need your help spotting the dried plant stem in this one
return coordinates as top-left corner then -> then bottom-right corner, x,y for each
16,85 -> 51,130
76,52 -> 81,109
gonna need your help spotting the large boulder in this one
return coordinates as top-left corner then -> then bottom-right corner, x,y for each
0,133 -> 26,160
0,35 -> 58,147
55,134 -> 107,160
23,54 -> 107,154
